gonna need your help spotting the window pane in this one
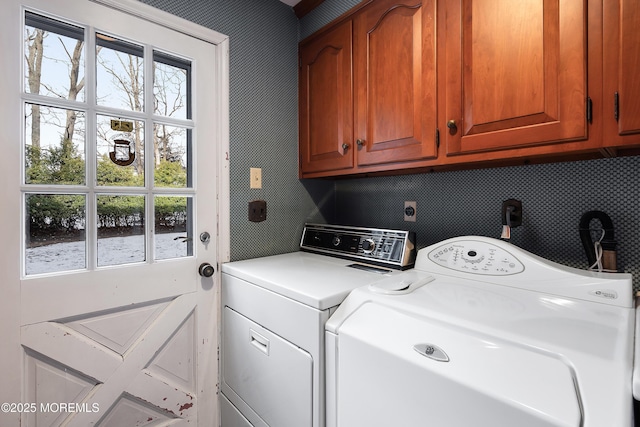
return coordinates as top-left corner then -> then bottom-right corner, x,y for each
96,115 -> 144,186
25,194 -> 86,275
154,52 -> 190,120
155,196 -> 192,260
24,12 -> 85,102
97,195 -> 145,267
96,33 -> 144,112
154,124 -> 190,188
25,103 -> 86,185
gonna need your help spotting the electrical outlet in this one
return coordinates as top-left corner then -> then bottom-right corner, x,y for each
250,167 -> 262,189
404,201 -> 417,222
248,200 -> 266,222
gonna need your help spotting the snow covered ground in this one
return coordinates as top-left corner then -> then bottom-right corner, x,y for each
25,232 -> 188,275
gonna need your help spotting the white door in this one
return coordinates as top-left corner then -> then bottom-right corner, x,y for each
0,0 -> 230,426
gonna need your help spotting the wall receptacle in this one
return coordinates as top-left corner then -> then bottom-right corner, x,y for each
404,201 -> 417,222
248,200 -> 266,222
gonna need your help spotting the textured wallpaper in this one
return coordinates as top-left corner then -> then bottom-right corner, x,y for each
138,0 -> 335,260
333,156 -> 640,290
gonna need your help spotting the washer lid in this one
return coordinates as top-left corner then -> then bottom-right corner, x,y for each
327,272 -> 634,426
336,302 -> 582,426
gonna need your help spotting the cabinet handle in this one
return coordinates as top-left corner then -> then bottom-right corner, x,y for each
356,139 -> 365,147
342,143 -> 350,151
447,120 -> 458,134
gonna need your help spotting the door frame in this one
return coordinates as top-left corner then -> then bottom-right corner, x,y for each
0,0 -> 230,425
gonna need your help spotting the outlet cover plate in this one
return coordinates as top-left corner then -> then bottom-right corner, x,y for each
404,201 -> 417,222
249,200 -> 266,222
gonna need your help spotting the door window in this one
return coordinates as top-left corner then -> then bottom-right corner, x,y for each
23,11 -> 195,276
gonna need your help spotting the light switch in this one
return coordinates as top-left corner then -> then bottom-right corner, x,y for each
250,167 -> 262,189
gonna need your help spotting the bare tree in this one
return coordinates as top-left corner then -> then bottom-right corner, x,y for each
99,50 -> 187,172
153,62 -> 187,168
25,28 -> 85,151
60,38 -> 85,141
25,28 -> 44,149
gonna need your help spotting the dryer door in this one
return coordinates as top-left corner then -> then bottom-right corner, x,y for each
335,303 -> 582,427
222,307 -> 313,427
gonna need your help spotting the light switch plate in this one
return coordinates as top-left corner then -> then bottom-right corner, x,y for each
250,167 -> 262,189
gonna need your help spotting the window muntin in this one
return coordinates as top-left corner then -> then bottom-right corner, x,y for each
22,11 -> 196,276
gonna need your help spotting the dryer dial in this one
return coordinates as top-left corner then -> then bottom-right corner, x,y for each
362,238 -> 376,254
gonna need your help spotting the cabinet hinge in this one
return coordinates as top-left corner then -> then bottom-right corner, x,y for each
435,128 -> 440,148
586,97 -> 593,123
614,92 -> 619,122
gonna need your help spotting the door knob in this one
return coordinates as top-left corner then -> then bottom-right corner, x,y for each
198,263 -> 215,277
342,143 -> 350,151
447,120 -> 458,134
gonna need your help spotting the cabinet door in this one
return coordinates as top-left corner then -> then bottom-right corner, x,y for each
444,0 -> 587,155
354,0 -> 437,166
299,20 -> 353,175
603,0 -> 640,144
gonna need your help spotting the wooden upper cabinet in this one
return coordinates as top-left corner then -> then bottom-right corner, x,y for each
299,20 -> 353,175
603,0 -> 640,145
444,0 -> 588,155
354,0 -> 437,166
299,0 -> 437,177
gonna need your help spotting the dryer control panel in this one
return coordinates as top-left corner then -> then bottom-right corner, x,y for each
428,240 -> 524,275
300,223 -> 416,270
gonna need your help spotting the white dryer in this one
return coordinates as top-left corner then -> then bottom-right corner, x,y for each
220,224 -> 415,427
326,236 -> 636,427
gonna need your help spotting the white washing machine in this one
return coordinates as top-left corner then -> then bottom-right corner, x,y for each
220,224 -> 416,427
326,235 -> 637,427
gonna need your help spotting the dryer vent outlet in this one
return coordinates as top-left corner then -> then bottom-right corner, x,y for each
249,200 -> 267,222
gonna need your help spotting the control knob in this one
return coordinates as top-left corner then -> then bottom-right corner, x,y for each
332,235 -> 341,247
362,238 -> 376,254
